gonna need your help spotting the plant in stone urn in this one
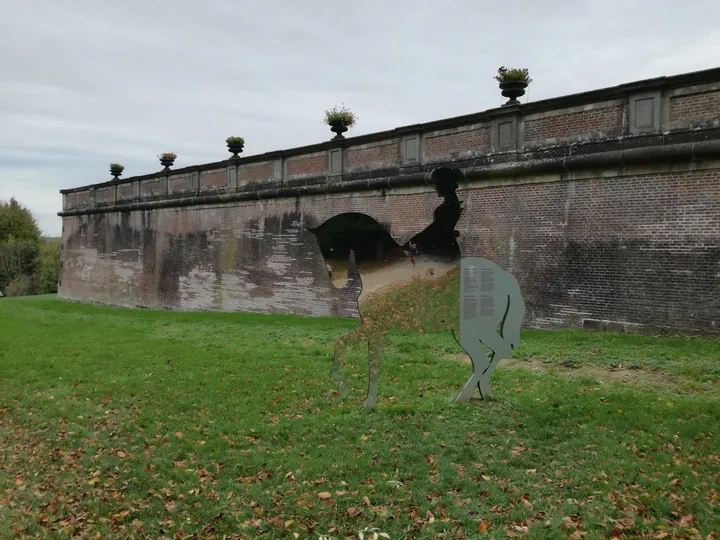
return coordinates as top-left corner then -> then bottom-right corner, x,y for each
109,163 -> 124,180
226,136 -> 245,159
324,104 -> 357,140
494,66 -> 532,106
158,152 -> 177,171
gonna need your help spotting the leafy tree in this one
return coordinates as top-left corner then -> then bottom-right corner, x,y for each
37,239 -> 61,294
0,199 -> 42,294
0,198 -> 41,242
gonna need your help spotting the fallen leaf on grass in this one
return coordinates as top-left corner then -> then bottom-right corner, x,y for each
112,510 -> 130,522
318,492 -> 331,499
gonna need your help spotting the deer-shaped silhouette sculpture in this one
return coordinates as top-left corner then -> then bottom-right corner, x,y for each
453,257 -> 525,401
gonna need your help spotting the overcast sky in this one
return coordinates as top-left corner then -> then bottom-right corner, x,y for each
2,0 -> 719,237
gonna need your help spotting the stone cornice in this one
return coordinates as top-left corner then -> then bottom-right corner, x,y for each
58,136 -> 720,217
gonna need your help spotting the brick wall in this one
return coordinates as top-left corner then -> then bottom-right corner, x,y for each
347,141 -> 400,169
424,127 -> 491,157
59,201 -> 358,318
117,183 -> 134,200
59,166 -> 720,332
168,174 -> 192,194
96,187 -> 112,204
524,105 -> 623,144
239,163 -> 273,183
669,90 -> 720,121
456,169 -> 720,332
141,179 -> 164,198
200,169 -> 227,190
286,154 -> 328,177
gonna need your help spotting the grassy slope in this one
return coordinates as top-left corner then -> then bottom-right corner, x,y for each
0,293 -> 718,539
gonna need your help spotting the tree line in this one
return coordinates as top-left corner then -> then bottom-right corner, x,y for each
0,199 -> 60,297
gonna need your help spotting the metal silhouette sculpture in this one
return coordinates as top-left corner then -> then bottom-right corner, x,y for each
308,167 -> 525,411
452,257 -> 525,402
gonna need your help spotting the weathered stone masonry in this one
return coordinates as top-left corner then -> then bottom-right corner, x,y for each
59,68 -> 720,333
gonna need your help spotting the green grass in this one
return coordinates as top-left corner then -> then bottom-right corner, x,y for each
1,295 -> 719,539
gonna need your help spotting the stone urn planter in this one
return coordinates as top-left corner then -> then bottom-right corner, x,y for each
226,137 -> 245,159
324,104 -> 357,141
499,80 -> 529,106
159,152 -> 176,171
494,67 -> 532,106
109,163 -> 124,180
329,119 -> 349,140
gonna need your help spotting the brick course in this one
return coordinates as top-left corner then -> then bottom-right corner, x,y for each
424,128 -> 491,157
168,175 -> 192,194
525,105 -> 623,143
96,188 -> 112,203
287,154 -> 328,177
200,169 -> 227,190
669,90 -> 720,121
141,179 -> 163,197
117,183 -> 134,200
239,163 -> 273,182
347,142 -> 400,169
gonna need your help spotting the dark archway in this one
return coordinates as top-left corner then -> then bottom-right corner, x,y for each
308,213 -> 405,265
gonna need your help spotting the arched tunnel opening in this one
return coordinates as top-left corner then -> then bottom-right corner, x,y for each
308,169 -> 464,282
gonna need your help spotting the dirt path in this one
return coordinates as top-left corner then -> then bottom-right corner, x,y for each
446,354 -> 714,393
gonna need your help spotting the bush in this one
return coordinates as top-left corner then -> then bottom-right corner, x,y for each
323,104 -> 357,127
5,274 -> 34,297
226,136 -> 245,145
494,66 -> 532,84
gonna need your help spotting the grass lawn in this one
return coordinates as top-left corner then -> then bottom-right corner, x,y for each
0,295 -> 718,539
